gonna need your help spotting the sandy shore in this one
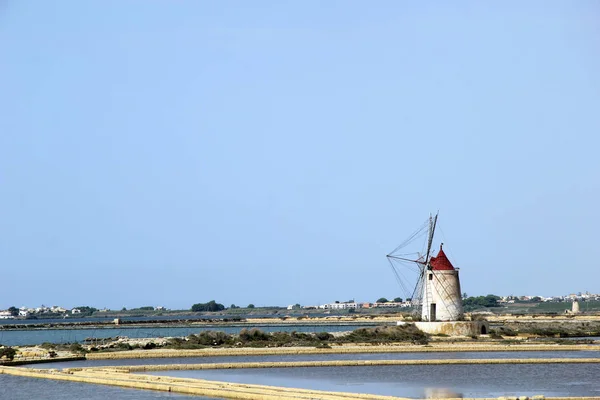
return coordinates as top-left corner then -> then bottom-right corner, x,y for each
85,342 -> 600,360
78,357 -> 600,372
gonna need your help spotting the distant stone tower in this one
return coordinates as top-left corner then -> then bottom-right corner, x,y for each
421,244 -> 464,321
572,299 -> 580,314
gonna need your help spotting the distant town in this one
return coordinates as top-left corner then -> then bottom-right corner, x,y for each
2,291 -> 599,320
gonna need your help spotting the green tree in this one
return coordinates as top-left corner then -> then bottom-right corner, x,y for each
7,306 -> 18,317
463,294 -> 501,309
393,297 -> 403,303
376,298 -> 388,303
229,304 -> 239,309
247,304 -> 255,309
191,300 -> 225,312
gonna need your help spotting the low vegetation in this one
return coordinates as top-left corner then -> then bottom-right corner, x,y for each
191,301 -> 225,312
462,295 -> 501,311
342,325 -> 428,344
533,300 -> 600,313
0,347 -> 16,361
501,320 -> 600,338
144,325 -> 430,350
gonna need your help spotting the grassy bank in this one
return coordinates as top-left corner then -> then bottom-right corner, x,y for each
81,324 -> 428,354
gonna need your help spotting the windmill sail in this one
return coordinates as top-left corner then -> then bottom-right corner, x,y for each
386,213 -> 438,317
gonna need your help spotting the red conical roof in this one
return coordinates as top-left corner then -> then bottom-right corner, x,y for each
430,244 -> 455,270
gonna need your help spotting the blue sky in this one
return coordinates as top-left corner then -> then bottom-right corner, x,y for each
1,2 -> 599,309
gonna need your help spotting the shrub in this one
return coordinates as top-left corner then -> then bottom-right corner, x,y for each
0,347 -> 17,361
189,331 -> 232,346
291,331 -> 312,341
116,342 -> 132,351
270,332 -> 294,345
167,338 -> 204,349
239,328 -> 269,342
315,332 -> 333,341
69,343 -> 86,353
498,326 -> 517,336
488,330 -> 504,339
340,325 -> 428,345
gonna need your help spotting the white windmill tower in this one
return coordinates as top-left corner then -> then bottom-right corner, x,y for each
421,242 -> 463,321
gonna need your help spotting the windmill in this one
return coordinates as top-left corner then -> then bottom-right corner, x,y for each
386,213 -> 464,321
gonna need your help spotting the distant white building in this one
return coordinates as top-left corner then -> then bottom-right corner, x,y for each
19,306 -> 34,316
322,302 -> 358,310
71,308 -> 82,314
373,301 -> 410,308
0,311 -> 14,319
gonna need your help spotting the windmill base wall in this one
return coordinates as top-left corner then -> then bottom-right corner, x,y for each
398,321 -> 489,336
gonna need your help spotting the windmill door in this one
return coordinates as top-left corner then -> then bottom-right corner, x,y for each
430,303 -> 436,321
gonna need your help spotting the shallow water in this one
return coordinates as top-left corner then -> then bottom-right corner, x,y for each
26,350 -> 600,370
0,314 -> 335,326
146,363 -> 600,398
0,374 -> 210,399
11,352 -> 600,398
0,324 -> 370,346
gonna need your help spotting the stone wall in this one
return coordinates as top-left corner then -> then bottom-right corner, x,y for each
411,321 -> 489,336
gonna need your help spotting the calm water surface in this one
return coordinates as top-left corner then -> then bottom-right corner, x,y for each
0,314 -> 335,326
0,374 -> 212,400
146,363 -> 600,398
27,350 -> 600,370
0,324 -> 370,346
11,352 -> 600,399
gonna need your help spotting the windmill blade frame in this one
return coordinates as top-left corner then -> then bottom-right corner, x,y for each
386,213 -> 438,317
